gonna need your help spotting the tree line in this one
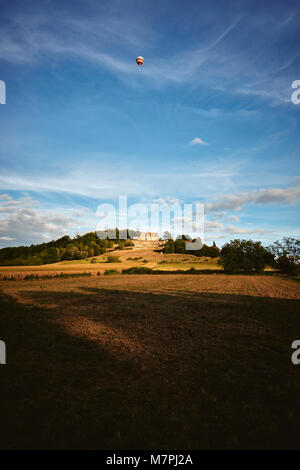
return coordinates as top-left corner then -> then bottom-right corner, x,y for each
164,236 -> 299,275
0,230 -> 133,266
0,229 -> 299,275
164,237 -> 220,257
219,238 -> 299,275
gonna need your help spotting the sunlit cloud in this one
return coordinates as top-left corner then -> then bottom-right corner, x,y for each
189,137 -> 208,146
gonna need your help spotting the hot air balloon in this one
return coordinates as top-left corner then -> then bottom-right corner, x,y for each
136,56 -> 144,67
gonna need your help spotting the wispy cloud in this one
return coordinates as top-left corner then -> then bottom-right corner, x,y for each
206,186 -> 300,211
0,6 -> 298,104
205,219 -> 223,232
224,225 -> 274,236
152,196 -> 183,205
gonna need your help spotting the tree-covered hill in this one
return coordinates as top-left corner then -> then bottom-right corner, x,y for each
0,230 -> 222,266
0,231 -> 124,266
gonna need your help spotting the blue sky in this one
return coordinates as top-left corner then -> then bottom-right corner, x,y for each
0,0 -> 299,247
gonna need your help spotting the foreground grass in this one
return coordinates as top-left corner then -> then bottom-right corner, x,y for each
0,274 -> 300,449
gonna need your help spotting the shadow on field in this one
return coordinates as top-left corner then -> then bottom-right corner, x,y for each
0,287 -> 300,450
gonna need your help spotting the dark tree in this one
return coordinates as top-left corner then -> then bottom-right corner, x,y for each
219,239 -> 270,274
44,247 -> 60,264
174,239 -> 185,253
268,238 -> 300,275
164,239 -> 175,253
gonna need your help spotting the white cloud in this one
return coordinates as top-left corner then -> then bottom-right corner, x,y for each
205,220 -> 223,232
0,195 -> 83,247
152,196 -> 183,205
229,215 -> 239,222
189,137 -> 209,146
207,186 -> 300,211
224,225 -> 274,235
290,176 -> 300,185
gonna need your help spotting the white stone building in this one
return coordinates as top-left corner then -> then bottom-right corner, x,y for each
133,231 -> 159,241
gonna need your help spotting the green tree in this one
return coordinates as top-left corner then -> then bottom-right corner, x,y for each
164,239 -> 175,253
65,244 -> 80,260
174,239 -> 185,253
44,247 -> 60,264
219,239 -> 269,274
206,244 -> 220,258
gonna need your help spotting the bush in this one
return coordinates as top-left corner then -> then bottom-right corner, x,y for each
23,272 -> 92,281
104,269 -> 119,275
106,255 -> 121,263
187,267 -> 197,273
122,267 -> 153,274
95,247 -> 106,256
164,239 -> 175,253
90,258 -> 97,264
219,239 -> 270,274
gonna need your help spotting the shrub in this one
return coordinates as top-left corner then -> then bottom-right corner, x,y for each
104,269 -> 119,275
23,272 -> 92,281
90,258 -> 97,264
187,267 -> 197,273
106,255 -> 121,263
164,239 -> 175,253
122,267 -> 152,274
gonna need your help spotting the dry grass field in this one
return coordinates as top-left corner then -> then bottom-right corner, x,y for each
1,273 -> 300,449
0,241 -> 222,278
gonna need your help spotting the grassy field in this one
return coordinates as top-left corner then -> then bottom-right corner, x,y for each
0,240 -> 274,276
0,251 -> 222,277
1,273 -> 300,449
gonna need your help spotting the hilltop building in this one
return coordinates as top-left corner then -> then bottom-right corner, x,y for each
132,232 -> 159,241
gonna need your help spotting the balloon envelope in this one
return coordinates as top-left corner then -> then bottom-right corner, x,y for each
136,56 -> 144,67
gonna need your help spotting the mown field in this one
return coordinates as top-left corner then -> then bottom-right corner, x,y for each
1,273 -> 300,449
